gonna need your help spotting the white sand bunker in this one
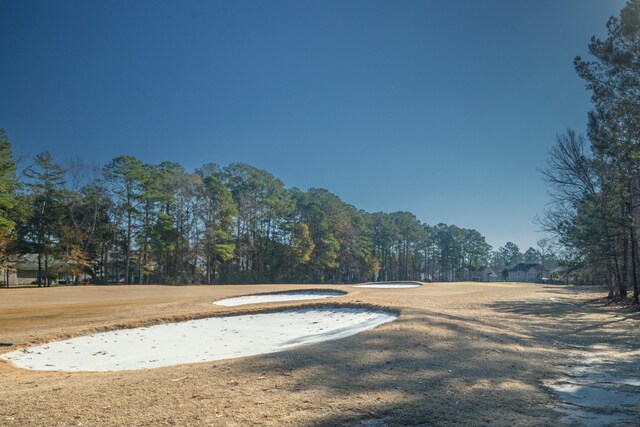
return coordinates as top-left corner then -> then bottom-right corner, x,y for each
2,307 -> 397,372
215,289 -> 345,306
355,282 -> 421,289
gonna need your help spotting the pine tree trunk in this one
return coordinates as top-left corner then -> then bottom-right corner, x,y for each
632,227 -> 640,304
37,252 -> 42,287
125,208 -> 131,285
44,254 -> 49,287
621,236 -> 629,298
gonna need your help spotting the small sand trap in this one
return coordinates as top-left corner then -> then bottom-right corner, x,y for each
215,290 -> 345,306
546,346 -> 640,426
2,307 -> 397,372
355,282 -> 421,289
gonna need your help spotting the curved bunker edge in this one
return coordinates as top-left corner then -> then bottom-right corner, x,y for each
354,281 -> 423,288
214,288 -> 348,306
0,302 -> 400,373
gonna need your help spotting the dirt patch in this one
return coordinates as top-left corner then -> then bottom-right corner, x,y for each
0,282 -> 638,426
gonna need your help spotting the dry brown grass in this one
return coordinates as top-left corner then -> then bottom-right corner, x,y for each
0,282 -> 637,426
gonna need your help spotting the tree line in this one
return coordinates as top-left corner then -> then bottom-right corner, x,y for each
0,136 -> 546,286
542,0 -> 640,304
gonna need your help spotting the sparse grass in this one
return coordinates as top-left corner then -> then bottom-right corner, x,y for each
0,282 -> 638,426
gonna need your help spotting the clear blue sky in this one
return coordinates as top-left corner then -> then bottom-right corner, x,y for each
0,0 -> 627,251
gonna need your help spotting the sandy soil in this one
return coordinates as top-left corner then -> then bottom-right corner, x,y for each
0,282 -> 638,426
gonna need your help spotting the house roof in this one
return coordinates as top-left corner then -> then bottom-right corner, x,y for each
14,254 -> 66,271
469,266 -> 495,273
508,263 -> 542,273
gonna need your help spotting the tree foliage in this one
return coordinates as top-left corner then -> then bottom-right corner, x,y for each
17,152 -> 66,285
543,0 -> 640,303
2,145 -> 497,285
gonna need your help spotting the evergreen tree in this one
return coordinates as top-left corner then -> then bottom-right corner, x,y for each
196,163 -> 237,283
544,0 -> 640,302
105,155 -> 145,284
0,130 -> 19,284
18,152 -> 66,286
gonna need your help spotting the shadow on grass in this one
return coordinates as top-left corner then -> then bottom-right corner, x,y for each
490,297 -> 639,347
219,292 -> 640,426
229,307 -> 562,426
489,297 -> 640,426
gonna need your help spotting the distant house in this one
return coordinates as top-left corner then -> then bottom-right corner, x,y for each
547,266 -> 576,284
15,255 -> 41,284
549,266 -> 566,279
507,263 -> 543,282
0,267 -> 18,287
456,267 -> 470,281
457,266 -> 499,282
469,266 -> 499,282
1,254 -> 66,286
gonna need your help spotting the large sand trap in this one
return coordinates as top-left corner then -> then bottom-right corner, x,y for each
215,290 -> 345,306
2,307 -> 397,372
355,281 -> 421,288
